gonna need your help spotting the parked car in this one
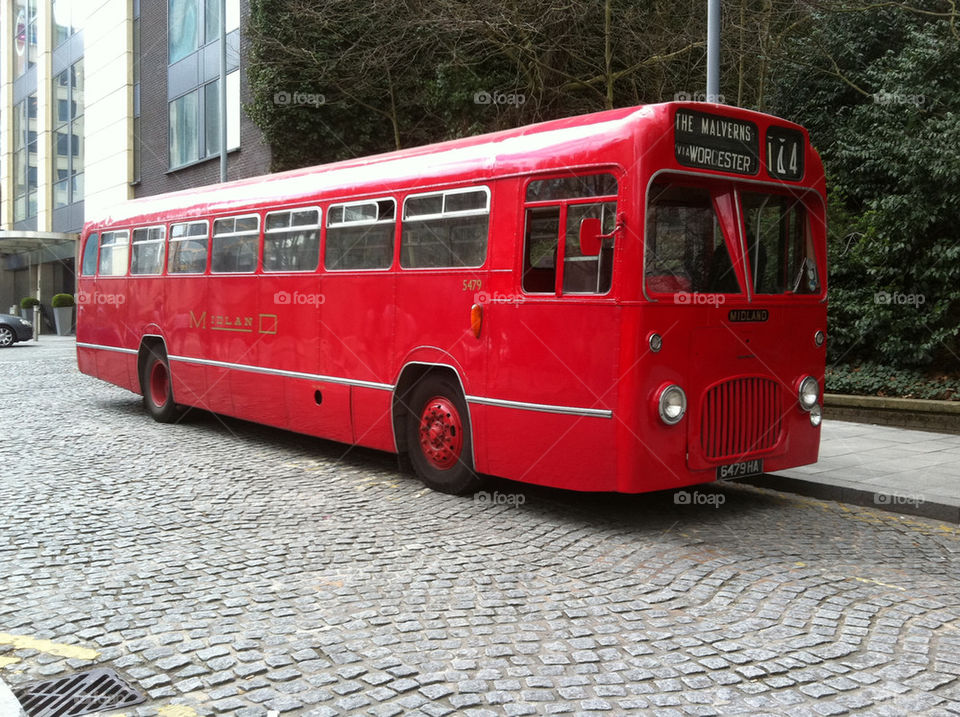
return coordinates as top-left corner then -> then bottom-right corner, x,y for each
0,313 -> 33,347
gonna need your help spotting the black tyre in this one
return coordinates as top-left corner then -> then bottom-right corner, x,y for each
140,346 -> 180,423
405,374 -> 483,495
0,326 -> 14,348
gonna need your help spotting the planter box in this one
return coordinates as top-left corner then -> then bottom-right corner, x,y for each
824,393 -> 960,434
53,306 -> 74,336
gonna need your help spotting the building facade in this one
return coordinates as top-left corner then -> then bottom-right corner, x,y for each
0,0 -> 270,328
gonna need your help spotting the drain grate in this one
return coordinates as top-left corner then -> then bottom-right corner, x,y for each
13,668 -> 145,717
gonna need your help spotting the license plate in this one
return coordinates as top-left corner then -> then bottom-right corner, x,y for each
716,458 -> 763,481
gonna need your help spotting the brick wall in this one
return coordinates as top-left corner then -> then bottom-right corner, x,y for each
135,0 -> 272,198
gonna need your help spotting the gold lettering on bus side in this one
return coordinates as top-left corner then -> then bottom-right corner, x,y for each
258,314 -> 278,335
189,309 -> 265,333
210,313 -> 254,333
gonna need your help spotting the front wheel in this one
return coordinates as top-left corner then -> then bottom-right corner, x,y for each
0,326 -> 14,348
406,375 -> 483,495
141,347 -> 181,423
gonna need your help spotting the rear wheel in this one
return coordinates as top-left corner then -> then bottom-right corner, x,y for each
140,347 -> 180,423
0,326 -> 14,348
406,374 -> 483,495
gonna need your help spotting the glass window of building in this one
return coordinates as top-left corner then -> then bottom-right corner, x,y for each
170,70 -> 239,170
169,91 -> 199,167
53,0 -> 82,47
203,71 -> 240,156
13,0 -> 38,77
168,0 -> 198,63
168,0 -> 240,169
53,60 -> 84,209
170,0 -> 239,64
13,95 -> 39,222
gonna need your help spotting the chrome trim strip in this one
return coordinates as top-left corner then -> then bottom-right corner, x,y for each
167,353 -> 393,391
80,342 -> 610,417
466,395 -> 612,419
76,342 -> 139,355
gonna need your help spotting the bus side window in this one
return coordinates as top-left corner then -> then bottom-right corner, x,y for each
99,230 -> 130,276
563,202 -> 616,294
81,234 -> 99,275
522,173 -> 618,295
400,188 -> 488,268
325,200 -> 394,270
131,226 -> 166,275
264,208 -> 321,272
168,221 -> 209,274
522,208 -> 559,293
212,214 -> 259,273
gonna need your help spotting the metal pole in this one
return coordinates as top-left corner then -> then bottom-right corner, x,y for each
706,0 -> 721,103
219,0 -> 227,182
34,257 -> 41,341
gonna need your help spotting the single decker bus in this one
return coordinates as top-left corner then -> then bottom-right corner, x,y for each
77,101 -> 826,495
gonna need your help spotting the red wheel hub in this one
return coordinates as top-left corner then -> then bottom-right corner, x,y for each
150,361 -> 169,408
418,396 -> 463,470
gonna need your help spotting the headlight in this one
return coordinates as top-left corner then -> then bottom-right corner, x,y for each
798,376 -> 819,411
657,384 -> 687,425
19,319 -> 32,327
809,404 -> 822,427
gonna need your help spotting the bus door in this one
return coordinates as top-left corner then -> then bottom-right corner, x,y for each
482,174 -> 621,488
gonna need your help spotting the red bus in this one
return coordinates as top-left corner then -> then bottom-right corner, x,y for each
77,102 -> 826,495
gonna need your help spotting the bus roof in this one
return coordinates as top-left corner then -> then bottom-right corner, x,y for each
88,102 -> 807,229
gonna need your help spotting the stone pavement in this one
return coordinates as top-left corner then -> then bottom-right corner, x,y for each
756,420 -> 960,524
2,336 -> 960,716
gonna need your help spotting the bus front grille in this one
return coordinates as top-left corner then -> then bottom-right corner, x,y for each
700,377 -> 782,460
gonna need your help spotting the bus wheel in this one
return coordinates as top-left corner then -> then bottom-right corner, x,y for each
141,347 -> 180,423
406,375 -> 482,495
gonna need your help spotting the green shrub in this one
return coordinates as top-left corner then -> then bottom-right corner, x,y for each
51,293 -> 75,308
827,363 -> 960,401
20,297 -> 40,309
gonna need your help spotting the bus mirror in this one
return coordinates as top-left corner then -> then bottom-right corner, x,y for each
579,218 -> 603,256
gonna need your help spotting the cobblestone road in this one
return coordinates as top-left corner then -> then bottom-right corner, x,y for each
2,339 -> 960,716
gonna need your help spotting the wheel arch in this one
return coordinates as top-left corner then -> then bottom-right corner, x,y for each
136,333 -> 168,396
391,360 -> 473,460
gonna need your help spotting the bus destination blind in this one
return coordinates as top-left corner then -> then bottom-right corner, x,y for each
674,108 -> 759,176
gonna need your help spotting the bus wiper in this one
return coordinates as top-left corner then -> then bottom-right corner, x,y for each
791,257 -> 816,293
